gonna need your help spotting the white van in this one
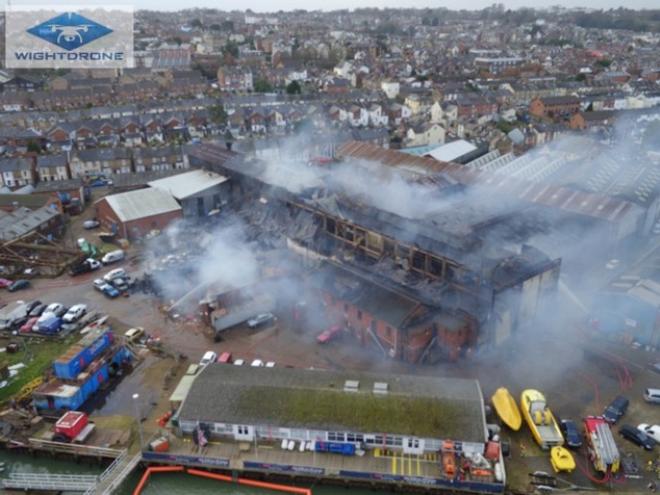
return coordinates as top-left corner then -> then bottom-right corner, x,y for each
124,327 -> 145,344
102,249 -> 125,265
103,267 -> 127,283
643,388 -> 660,404
199,351 -> 217,367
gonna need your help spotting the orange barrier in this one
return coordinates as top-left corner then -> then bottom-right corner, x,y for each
238,477 -> 312,495
187,468 -> 233,482
134,465 -> 312,495
132,465 -> 184,495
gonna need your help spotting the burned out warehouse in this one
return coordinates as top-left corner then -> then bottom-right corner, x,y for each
186,141 -> 642,362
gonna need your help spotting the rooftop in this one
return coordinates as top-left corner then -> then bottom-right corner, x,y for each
179,365 -> 486,442
101,187 -> 182,223
148,168 -> 228,200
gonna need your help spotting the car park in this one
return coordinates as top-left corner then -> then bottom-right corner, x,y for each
62,304 -> 87,323
620,424 -> 656,450
644,388 -> 660,404
8,279 -> 30,292
199,351 -> 218,366
102,250 -> 125,265
83,219 -> 100,229
247,313 -> 275,328
603,395 -> 629,423
559,419 -> 582,448
638,424 -> 660,443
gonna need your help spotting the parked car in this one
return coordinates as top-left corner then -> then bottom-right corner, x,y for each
644,388 -> 660,404
247,313 -> 275,328
36,314 -> 62,334
317,324 -> 343,344
83,219 -> 100,229
43,303 -> 67,318
559,419 -> 583,448
250,359 -> 264,367
124,327 -> 145,344
620,424 -> 656,450
28,303 -> 47,317
8,279 -> 30,292
217,352 -> 232,363
111,277 -> 129,292
199,351 -> 217,367
0,278 -> 12,288
603,396 -> 629,423
25,300 -> 42,314
103,268 -> 127,283
93,278 -> 107,291
102,250 -> 125,265
102,284 -> 120,298
62,304 -> 87,323
233,359 -> 245,366
20,316 -> 39,333
265,361 -> 276,368
638,424 -> 660,443
651,363 -> 660,375
70,258 -> 102,276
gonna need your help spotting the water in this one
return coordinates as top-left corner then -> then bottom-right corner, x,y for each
0,450 -> 382,495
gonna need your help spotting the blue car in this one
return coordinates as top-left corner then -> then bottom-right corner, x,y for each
560,419 -> 583,448
102,284 -> 120,298
37,314 -> 62,334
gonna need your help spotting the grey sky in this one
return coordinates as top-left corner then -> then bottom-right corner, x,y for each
129,0 -> 658,11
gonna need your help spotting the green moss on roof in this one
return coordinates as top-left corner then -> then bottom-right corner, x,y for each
237,387 -> 466,438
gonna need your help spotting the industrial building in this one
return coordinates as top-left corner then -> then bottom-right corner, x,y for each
177,365 -> 487,450
95,187 -> 183,240
147,168 -> 229,218
189,142 -> 561,361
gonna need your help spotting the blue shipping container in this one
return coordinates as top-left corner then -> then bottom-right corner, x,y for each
53,330 -> 113,380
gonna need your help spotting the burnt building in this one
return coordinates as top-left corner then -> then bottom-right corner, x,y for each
188,143 -> 561,362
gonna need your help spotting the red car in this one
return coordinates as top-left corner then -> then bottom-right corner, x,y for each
317,325 -> 343,344
20,316 -> 39,333
217,352 -> 232,363
0,278 -> 13,289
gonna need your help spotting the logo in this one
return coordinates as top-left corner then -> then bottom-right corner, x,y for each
27,12 -> 112,51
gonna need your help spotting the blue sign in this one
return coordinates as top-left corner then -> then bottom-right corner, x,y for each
27,12 -> 112,51
142,451 -> 230,468
244,461 -> 325,476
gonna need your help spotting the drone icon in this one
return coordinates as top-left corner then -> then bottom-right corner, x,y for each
46,24 -> 92,45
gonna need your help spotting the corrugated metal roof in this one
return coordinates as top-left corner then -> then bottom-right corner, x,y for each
102,188 -> 181,223
148,169 -> 228,200
336,141 -> 639,224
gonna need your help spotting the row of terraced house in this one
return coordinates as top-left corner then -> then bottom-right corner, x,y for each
0,146 -> 189,188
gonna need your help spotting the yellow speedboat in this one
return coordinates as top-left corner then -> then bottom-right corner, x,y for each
550,446 -> 575,473
491,387 -> 522,431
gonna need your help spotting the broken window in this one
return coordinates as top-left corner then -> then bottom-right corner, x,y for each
411,250 -> 426,271
429,256 -> 443,277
